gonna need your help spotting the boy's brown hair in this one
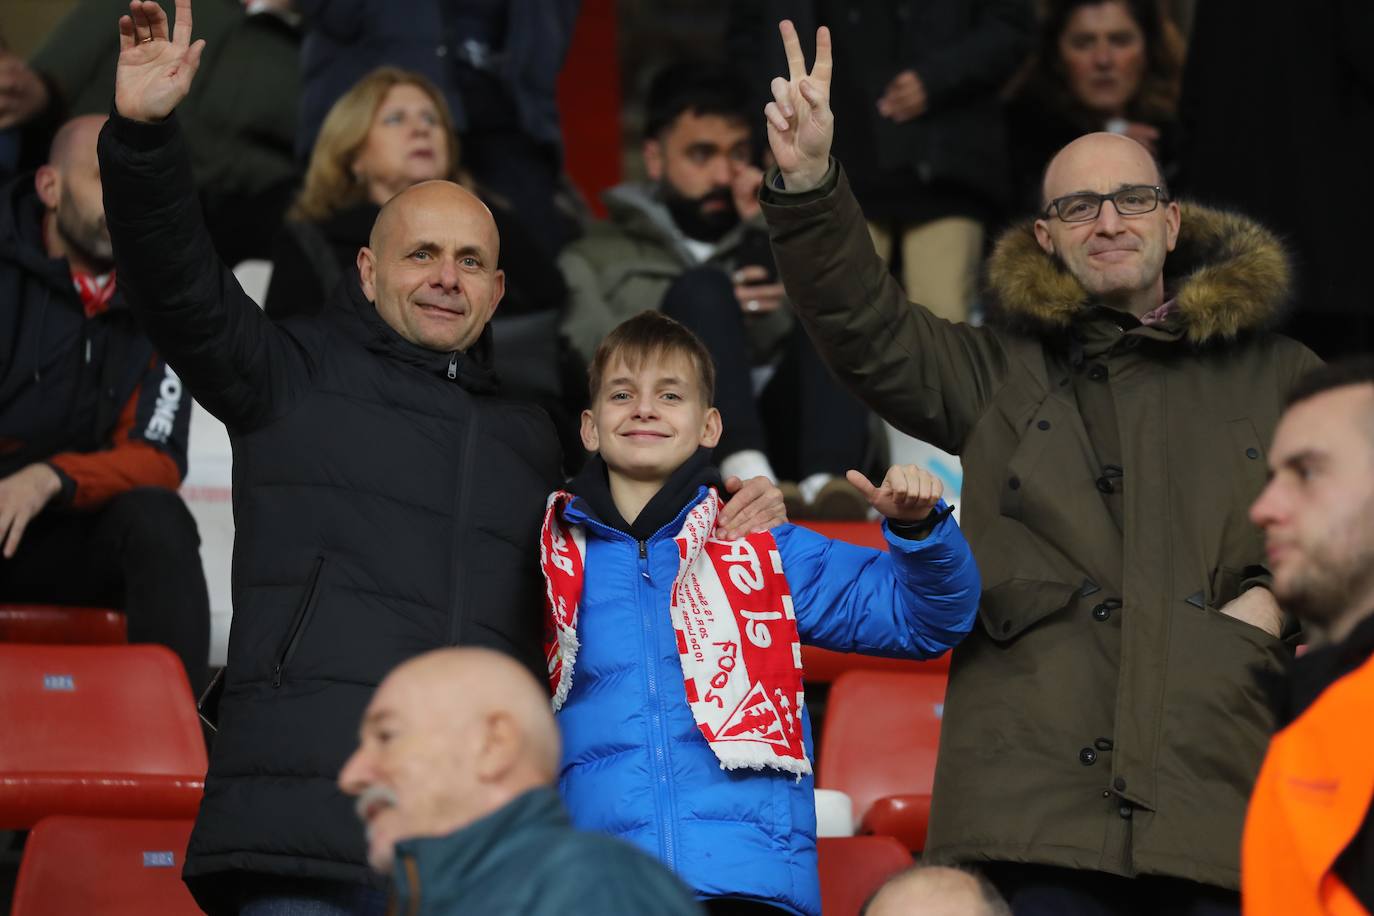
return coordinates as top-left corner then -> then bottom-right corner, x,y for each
588,311 -> 716,405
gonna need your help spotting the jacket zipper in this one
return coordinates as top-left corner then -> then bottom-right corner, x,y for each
565,497 -> 705,871
447,411 -> 479,645
402,852 -> 421,916
637,535 -> 677,870
273,556 -> 325,688
447,353 -> 458,379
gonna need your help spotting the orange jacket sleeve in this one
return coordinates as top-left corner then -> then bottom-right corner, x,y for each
47,363 -> 187,509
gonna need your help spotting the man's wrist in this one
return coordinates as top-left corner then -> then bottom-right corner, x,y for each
779,165 -> 828,194
33,462 -> 63,500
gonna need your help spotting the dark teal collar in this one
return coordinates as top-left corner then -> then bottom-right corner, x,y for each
390,787 -> 567,910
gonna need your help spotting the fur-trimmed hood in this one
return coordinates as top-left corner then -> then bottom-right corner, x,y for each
985,202 -> 1292,344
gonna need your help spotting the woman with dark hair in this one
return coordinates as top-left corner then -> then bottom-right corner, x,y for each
1006,0 -> 1184,214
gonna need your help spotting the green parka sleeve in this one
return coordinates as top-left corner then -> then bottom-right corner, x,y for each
759,162 -> 1010,455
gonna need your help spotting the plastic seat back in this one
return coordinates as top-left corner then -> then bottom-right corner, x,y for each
0,644 -> 207,828
817,835 -> 912,916
12,816 -> 200,916
818,670 -> 946,850
0,603 -> 127,644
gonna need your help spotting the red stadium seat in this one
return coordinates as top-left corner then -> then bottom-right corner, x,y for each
0,603 -> 127,645
796,521 -> 952,681
12,816 -> 200,916
817,835 -> 913,916
0,644 -> 206,829
801,645 -> 949,682
818,670 -> 947,852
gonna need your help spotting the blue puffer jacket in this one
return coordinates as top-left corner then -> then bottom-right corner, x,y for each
555,487 -> 981,916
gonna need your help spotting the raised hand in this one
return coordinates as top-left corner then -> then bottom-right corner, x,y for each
763,20 -> 833,193
114,0 -> 206,123
847,464 -> 944,523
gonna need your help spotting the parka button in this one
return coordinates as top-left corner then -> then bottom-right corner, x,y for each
1079,747 -> 1097,765
1113,776 -> 1127,791
1245,447 -> 1260,459
1008,476 -> 1020,490
1038,420 -> 1051,430
1119,805 -> 1133,819
1088,364 -> 1108,381
1096,477 -> 1114,494
1092,604 -> 1111,621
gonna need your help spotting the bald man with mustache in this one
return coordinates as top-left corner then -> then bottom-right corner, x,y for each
95,2 -> 784,911
338,648 -> 703,915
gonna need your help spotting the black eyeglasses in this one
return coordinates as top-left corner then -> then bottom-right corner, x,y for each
1043,185 -> 1168,222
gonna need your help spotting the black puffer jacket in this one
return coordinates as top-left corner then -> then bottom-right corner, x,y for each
98,111 -> 561,908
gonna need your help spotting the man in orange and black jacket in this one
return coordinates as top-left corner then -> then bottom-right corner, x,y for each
1245,357 -> 1374,916
0,114 -> 208,694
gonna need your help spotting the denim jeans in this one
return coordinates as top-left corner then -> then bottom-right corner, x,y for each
238,877 -> 389,916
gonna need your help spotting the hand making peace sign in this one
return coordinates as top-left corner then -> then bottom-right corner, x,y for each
764,20 -> 834,194
114,0 -> 206,123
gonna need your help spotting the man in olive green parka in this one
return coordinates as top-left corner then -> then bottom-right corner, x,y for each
756,21 -> 1322,912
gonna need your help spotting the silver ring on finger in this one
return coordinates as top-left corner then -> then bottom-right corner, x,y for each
746,300 -> 760,313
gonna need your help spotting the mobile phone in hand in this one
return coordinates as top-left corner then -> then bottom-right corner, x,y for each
734,229 -> 777,284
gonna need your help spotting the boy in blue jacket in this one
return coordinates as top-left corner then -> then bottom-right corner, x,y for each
540,311 -> 980,916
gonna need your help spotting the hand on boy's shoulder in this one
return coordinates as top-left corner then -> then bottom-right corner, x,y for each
846,465 -> 943,523
715,475 -> 789,539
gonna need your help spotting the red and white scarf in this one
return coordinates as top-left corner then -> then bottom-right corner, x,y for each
541,489 -> 810,776
72,270 -> 116,318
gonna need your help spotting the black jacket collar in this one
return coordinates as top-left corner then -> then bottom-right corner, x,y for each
1280,612 -> 1374,727
330,273 -> 498,394
569,447 -> 720,541
0,173 -> 125,308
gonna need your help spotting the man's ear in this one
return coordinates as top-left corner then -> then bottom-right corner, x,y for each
483,268 -> 506,323
700,407 -> 722,449
357,247 -> 377,302
34,165 -> 60,210
474,711 -> 520,782
1164,200 -> 1181,253
642,138 -> 665,182
1033,218 -> 1055,256
579,408 -> 599,453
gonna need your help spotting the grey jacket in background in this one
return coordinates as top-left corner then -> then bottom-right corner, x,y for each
558,181 -> 791,366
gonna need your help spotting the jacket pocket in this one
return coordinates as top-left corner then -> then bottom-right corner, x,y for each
1203,565 -> 1283,645
979,578 -> 1079,642
272,556 -> 325,688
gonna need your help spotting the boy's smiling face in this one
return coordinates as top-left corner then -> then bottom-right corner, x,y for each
581,351 -> 721,483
